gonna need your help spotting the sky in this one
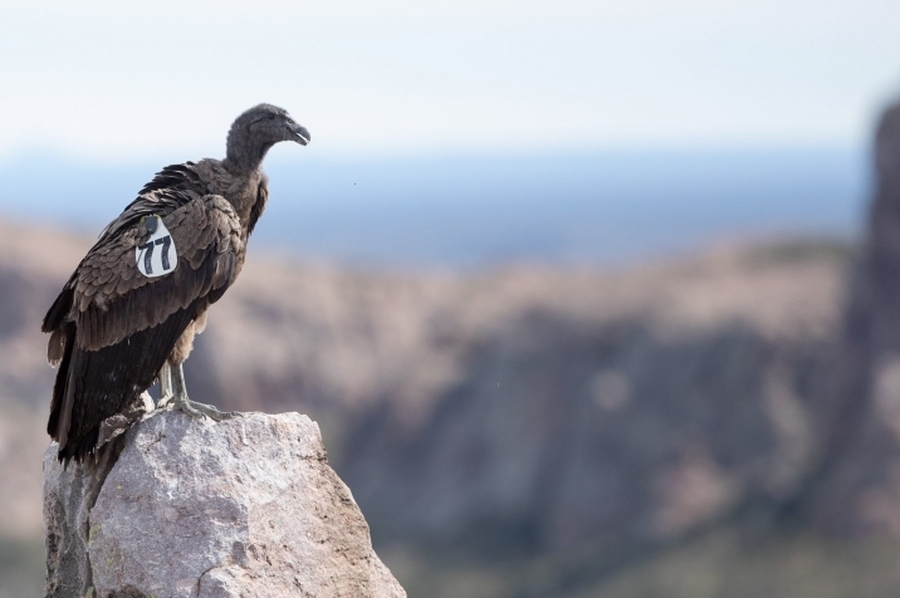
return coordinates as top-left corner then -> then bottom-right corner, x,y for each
2,1 -> 900,162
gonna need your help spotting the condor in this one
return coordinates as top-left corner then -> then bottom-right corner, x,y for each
42,104 -> 310,464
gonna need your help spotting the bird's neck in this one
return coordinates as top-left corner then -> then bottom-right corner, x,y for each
223,129 -> 274,175
195,157 -> 266,233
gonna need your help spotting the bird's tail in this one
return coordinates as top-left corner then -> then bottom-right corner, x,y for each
47,323 -> 100,465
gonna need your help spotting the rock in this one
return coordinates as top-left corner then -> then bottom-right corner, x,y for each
797,100 -> 900,533
43,410 -> 406,598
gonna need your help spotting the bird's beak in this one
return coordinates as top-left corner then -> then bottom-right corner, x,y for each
292,124 -> 311,146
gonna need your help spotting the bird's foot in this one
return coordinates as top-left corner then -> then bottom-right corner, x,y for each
173,394 -> 240,422
157,390 -> 174,410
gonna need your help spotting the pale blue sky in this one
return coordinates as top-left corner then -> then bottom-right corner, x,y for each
2,0 -> 900,160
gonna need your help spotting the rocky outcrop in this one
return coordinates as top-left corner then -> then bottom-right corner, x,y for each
43,410 -> 405,598
796,102 -> 900,533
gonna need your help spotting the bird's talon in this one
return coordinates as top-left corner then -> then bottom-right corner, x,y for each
157,393 -> 174,410
173,393 -> 237,423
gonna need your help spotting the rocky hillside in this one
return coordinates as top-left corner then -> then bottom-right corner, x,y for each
0,213 -> 854,596
7,100 -> 900,598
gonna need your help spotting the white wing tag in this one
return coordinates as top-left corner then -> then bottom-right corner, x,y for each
135,215 -> 178,278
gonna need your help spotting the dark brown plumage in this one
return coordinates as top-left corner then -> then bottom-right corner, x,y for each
42,104 -> 310,463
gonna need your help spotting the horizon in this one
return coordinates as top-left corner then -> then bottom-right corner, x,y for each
0,144 -> 868,268
1,1 -> 892,267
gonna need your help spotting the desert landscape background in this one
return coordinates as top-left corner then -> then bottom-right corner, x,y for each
1,103 -> 899,594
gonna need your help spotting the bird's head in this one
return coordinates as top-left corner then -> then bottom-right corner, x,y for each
226,103 -> 310,171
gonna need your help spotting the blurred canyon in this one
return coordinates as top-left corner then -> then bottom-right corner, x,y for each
4,104 -> 900,596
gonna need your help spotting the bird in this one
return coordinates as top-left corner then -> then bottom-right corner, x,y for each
41,103 -> 310,464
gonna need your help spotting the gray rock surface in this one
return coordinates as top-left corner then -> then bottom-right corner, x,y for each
43,410 -> 405,598
798,101 -> 900,533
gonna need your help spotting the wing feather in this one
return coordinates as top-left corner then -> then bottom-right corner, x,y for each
73,195 -> 242,351
43,186 -> 244,463
54,298 -> 204,462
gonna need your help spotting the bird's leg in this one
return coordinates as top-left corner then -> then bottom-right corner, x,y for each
170,362 -> 238,422
157,361 -> 174,409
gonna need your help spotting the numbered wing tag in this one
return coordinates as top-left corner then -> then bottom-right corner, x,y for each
135,215 -> 178,278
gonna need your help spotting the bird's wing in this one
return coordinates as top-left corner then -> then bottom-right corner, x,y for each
45,193 -> 244,460
72,193 -> 244,351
